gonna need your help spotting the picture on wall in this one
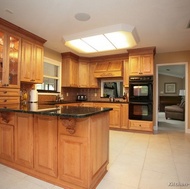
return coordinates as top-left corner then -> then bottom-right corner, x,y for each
164,83 -> 176,94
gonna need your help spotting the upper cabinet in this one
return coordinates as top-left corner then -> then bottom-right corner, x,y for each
62,53 -> 98,88
21,40 -> 44,83
123,59 -> 129,87
0,30 -> 21,88
0,18 -> 46,85
128,47 -> 156,76
94,60 -> 123,78
62,53 -> 79,87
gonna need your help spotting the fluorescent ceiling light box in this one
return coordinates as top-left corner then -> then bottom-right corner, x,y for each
64,24 -> 139,53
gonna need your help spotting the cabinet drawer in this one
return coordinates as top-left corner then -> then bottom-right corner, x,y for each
0,97 -> 20,104
0,104 -> 20,109
0,88 -> 20,97
129,120 -> 153,131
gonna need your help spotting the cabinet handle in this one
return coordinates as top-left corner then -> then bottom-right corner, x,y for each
30,79 -> 35,81
4,100 -> 7,102
4,91 -> 7,94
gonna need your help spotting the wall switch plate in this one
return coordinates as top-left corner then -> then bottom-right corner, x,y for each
95,93 -> 97,97
66,93 -> 69,96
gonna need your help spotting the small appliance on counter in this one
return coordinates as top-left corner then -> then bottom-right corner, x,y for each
29,89 -> 38,103
76,95 -> 87,101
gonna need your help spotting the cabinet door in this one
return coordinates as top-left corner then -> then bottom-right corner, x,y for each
89,62 -> 98,88
141,54 -> 153,75
32,44 -> 43,83
78,62 -> 89,87
62,58 -> 78,87
59,134 -> 88,187
129,56 -> 141,75
123,60 -> 129,87
34,115 -> 58,177
21,39 -> 33,82
94,103 -> 121,128
120,104 -> 128,129
0,123 -> 14,161
21,40 -> 43,83
15,113 -> 33,168
0,31 -> 20,88
0,112 -> 15,161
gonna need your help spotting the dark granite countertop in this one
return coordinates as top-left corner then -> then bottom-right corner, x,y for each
0,104 -> 113,118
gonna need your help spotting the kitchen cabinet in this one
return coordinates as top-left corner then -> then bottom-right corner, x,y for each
123,59 -> 129,87
62,53 -> 79,87
0,30 -> 21,88
0,112 -> 15,161
120,104 -> 129,129
34,115 -> 58,177
15,113 -> 33,168
94,60 -> 123,78
129,120 -> 153,132
78,61 -> 89,88
89,62 -> 98,88
94,103 -> 121,129
129,54 -> 153,76
128,47 -> 155,76
21,39 -> 44,83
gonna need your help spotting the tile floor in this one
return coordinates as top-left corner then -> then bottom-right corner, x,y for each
0,118 -> 190,189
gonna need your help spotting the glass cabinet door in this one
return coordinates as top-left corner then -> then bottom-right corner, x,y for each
0,32 -> 20,88
8,35 -> 20,87
0,31 -> 4,86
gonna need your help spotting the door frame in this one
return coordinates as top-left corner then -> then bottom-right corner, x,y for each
155,62 -> 189,133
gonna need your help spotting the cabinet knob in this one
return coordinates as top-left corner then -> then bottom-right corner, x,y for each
4,91 -> 7,94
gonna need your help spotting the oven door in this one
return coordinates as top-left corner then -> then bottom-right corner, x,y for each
129,102 -> 153,121
129,82 -> 153,102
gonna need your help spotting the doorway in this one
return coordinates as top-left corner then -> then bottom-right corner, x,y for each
155,62 -> 188,133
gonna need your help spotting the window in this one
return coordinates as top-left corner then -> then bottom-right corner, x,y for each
36,57 -> 61,93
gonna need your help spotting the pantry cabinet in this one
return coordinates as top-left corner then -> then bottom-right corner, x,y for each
21,39 -> 44,83
0,30 -> 21,88
0,112 -> 15,161
15,113 -> 34,168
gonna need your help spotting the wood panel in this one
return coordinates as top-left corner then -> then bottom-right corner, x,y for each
15,113 -> 33,168
34,115 -> 58,177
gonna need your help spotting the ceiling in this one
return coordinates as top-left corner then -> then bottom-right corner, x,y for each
158,65 -> 185,78
0,0 -> 190,57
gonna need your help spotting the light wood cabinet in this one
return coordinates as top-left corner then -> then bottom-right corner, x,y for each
0,112 -> 15,161
88,62 -> 98,88
21,39 -> 44,83
123,59 -> 129,87
120,104 -> 129,129
15,113 -> 33,168
78,61 -> 89,88
94,103 -> 121,129
34,115 -> 58,177
62,53 -> 79,87
0,30 -> 21,88
129,120 -> 153,132
128,47 -> 155,76
94,60 -> 123,78
129,54 -> 153,76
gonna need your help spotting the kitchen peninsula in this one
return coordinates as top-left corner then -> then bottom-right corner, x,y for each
0,105 -> 112,189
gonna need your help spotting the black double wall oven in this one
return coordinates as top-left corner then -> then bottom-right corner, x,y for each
129,76 -> 153,121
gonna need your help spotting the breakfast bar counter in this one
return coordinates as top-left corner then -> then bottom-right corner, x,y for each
0,105 -> 112,189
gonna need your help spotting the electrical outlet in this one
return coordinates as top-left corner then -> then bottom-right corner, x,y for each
66,93 -> 69,96
94,93 -> 97,97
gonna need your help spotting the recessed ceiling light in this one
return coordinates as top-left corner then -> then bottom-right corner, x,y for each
75,13 -> 90,21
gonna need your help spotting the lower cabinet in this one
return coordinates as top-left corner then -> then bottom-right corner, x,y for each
15,113 -> 33,168
34,115 -> 58,177
94,103 -> 121,129
0,112 -> 15,161
120,104 -> 129,129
